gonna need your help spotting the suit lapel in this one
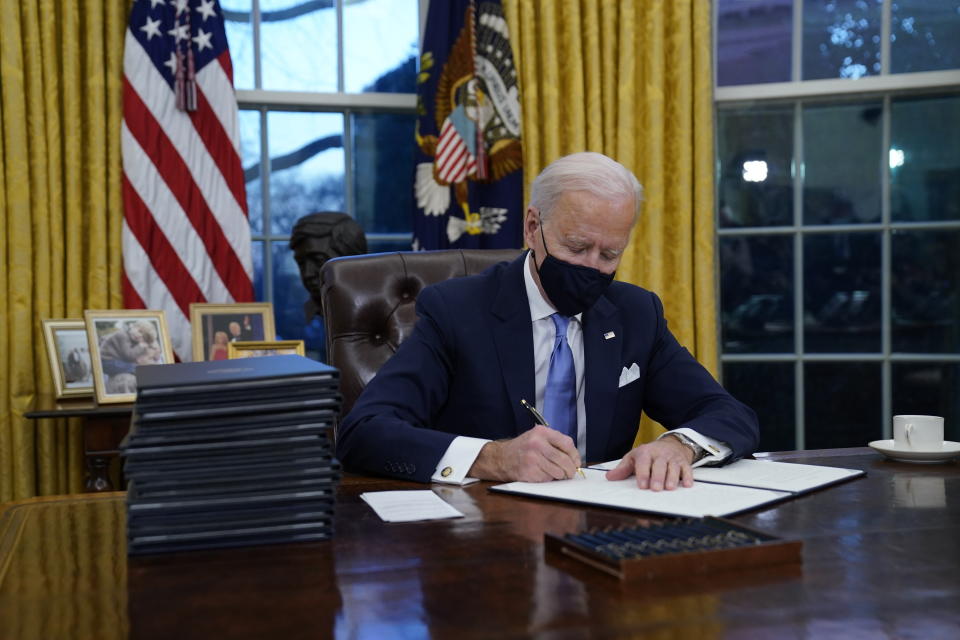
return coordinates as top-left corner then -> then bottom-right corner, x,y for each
583,295 -> 622,461
492,254 -> 536,436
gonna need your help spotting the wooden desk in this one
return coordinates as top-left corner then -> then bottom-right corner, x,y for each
24,396 -> 132,492
1,449 -> 958,639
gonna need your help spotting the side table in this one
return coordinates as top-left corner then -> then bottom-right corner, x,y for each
25,396 -> 133,492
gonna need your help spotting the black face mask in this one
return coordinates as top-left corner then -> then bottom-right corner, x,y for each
535,217 -> 614,316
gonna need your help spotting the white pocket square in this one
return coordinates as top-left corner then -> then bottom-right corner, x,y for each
618,363 -> 640,388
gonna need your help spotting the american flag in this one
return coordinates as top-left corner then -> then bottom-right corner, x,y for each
435,118 -> 476,184
122,0 -> 253,362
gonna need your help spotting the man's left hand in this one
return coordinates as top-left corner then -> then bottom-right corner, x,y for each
605,436 -> 694,491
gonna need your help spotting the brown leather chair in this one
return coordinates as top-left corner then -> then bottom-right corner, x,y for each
319,249 -> 523,420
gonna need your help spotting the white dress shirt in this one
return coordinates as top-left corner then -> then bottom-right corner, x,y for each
431,251 -> 729,484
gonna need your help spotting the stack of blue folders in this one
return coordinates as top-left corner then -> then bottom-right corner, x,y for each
121,355 -> 341,555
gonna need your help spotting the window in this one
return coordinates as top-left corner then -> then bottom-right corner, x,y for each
715,0 -> 960,450
223,0 -> 422,356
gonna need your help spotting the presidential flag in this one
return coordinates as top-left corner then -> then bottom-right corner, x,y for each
413,0 -> 523,251
122,0 -> 253,362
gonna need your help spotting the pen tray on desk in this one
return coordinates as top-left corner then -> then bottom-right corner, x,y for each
545,517 -> 802,582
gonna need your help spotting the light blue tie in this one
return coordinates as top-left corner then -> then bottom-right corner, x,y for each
543,313 -> 577,442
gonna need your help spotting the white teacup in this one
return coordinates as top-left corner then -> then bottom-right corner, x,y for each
893,415 -> 944,451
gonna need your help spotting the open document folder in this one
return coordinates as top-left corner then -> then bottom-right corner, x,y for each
490,459 -> 864,518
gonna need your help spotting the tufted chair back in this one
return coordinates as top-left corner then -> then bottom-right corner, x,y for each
319,249 -> 523,419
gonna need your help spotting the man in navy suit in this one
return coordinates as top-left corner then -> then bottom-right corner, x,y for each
337,152 -> 759,490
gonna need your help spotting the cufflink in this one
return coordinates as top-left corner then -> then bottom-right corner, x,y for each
441,466 -> 453,478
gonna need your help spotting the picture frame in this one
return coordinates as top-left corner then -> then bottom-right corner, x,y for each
41,319 -> 95,399
227,340 -> 306,359
84,310 -> 174,404
189,302 -> 276,362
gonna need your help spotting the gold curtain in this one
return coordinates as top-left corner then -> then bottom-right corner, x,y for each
504,0 -> 717,444
0,0 -> 127,502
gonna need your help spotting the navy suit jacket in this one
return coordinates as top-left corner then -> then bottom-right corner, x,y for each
337,253 -> 759,481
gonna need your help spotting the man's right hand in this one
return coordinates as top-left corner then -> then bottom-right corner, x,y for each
468,425 -> 581,482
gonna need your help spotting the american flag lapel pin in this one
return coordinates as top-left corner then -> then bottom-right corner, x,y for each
603,331 -> 616,340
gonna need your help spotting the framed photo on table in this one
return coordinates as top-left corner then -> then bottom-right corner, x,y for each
189,302 -> 276,362
41,319 -> 95,399
227,340 -> 306,359
84,310 -> 174,404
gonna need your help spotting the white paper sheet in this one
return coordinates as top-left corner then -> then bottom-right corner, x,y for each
587,459 -> 622,471
589,458 -> 862,494
491,468 -> 790,518
691,459 -> 863,493
360,490 -> 465,523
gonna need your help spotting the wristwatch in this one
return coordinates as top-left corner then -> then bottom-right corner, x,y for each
668,433 -> 707,463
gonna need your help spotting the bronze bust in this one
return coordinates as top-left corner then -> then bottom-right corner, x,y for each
290,212 -> 367,320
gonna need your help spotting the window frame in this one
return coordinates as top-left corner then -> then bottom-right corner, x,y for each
713,0 -> 960,448
229,0 -> 425,305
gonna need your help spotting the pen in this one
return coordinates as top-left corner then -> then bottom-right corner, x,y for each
520,398 -> 585,479
520,398 -> 547,425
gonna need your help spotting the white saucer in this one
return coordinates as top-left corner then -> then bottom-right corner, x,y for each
868,440 -> 960,464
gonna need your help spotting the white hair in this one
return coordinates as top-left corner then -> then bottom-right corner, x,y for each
530,152 -> 643,224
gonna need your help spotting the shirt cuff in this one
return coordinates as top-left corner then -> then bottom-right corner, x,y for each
659,428 -> 731,468
431,436 -> 490,485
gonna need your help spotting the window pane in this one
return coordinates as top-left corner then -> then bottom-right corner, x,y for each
267,111 -> 345,235
720,235 -> 794,353
891,229 -> 960,354
805,363 -> 882,448
890,94 -> 960,222
803,102 -> 882,225
344,0 -> 418,93
803,0 -> 882,80
252,239 -> 264,301
723,363 -> 796,452
716,0 -> 793,86
717,106 -> 794,228
352,112 -> 415,235
239,109 -> 262,234
260,0 -> 337,92
893,363 -> 960,441
804,232 -> 881,353
222,0 -> 255,90
891,1 -> 960,73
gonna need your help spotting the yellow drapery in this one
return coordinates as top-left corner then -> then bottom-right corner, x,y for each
0,0 -> 126,502
503,1 -> 718,444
